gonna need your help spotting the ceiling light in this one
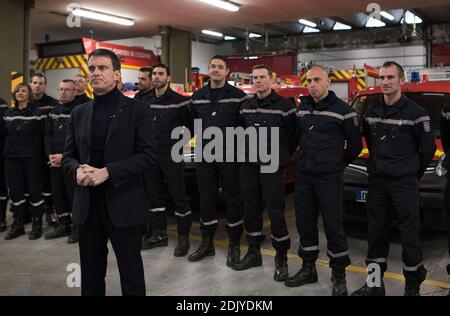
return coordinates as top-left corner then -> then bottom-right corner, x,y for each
365,16 -> 386,28
72,8 -> 134,26
299,19 -> 317,28
224,36 -> 236,40
303,26 -> 320,33
249,33 -> 262,38
201,30 -> 224,37
403,10 -> 423,24
380,11 -> 395,21
333,22 -> 352,30
198,0 -> 240,12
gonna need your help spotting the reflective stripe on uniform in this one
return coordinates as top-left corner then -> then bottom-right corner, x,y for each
327,250 -> 349,258
201,219 -> 218,226
150,100 -> 191,109
192,96 -> 250,105
49,113 -> 71,119
240,108 -> 297,117
57,212 -> 71,218
11,199 -> 26,206
296,110 -> 356,121
174,210 -> 192,217
441,111 -> 450,119
365,116 -> 431,126
366,257 -> 388,263
271,234 -> 290,242
227,220 -> 243,228
41,192 -> 52,197
247,231 -> 263,237
301,245 -> 319,252
0,196 -> 7,200
30,200 -> 44,207
150,207 -> 166,212
403,262 -> 424,272
4,115 -> 47,121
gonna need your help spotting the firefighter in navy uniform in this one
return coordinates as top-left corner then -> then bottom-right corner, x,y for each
284,66 -> 362,296
234,65 -> 296,282
44,80 -> 78,243
30,73 -> 58,227
74,74 -> 92,105
188,55 -> 248,266
141,64 -> 192,257
0,98 -> 9,232
440,100 -> 450,296
133,67 -> 155,240
4,83 -> 46,240
352,62 -> 436,296
134,67 -> 155,105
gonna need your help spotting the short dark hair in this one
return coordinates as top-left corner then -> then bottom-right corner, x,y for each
209,55 -> 229,68
88,48 -> 121,71
252,64 -> 272,77
62,79 -> 75,84
152,63 -> 171,76
139,67 -> 153,77
12,83 -> 33,107
382,61 -> 405,79
32,72 -> 47,84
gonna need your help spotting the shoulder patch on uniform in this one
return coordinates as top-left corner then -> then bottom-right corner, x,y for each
353,116 -> 359,128
423,121 -> 431,133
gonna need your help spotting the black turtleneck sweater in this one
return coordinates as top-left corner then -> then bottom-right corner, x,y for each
91,88 -> 120,168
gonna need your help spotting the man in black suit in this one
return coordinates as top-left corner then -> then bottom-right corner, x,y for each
62,48 -> 156,296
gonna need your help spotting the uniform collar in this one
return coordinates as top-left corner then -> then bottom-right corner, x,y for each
303,91 -> 338,111
251,89 -> 277,108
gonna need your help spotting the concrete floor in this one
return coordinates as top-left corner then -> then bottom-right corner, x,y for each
0,192 -> 449,296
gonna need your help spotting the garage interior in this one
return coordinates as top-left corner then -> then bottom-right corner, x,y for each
0,0 -> 449,296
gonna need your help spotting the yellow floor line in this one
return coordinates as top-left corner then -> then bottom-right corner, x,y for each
166,229 -> 450,290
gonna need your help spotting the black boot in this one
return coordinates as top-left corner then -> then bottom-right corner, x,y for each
142,234 -> 168,250
0,199 -> 7,232
226,242 -> 240,267
67,225 -> 79,244
331,269 -> 348,296
0,220 -> 7,233
232,245 -> 262,271
45,224 -> 71,240
284,261 -> 318,287
45,211 -> 57,228
274,252 -> 288,282
174,236 -> 190,257
351,281 -> 386,296
188,234 -> 215,262
29,216 -> 43,240
404,267 -> 427,296
5,218 -> 25,240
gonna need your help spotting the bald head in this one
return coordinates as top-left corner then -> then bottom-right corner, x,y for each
306,66 -> 330,103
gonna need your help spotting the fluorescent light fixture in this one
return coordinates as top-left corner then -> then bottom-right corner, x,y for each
224,35 -> 236,40
248,33 -> 262,38
303,26 -> 320,33
198,0 -> 240,12
403,10 -> 423,24
201,30 -> 223,37
299,19 -> 317,28
365,16 -> 386,28
72,8 -> 134,26
333,22 -> 352,30
380,11 -> 395,21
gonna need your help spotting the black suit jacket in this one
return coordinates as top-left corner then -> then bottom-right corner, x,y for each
62,94 -> 156,228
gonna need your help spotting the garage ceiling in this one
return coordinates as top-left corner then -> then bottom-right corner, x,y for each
31,0 -> 450,45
